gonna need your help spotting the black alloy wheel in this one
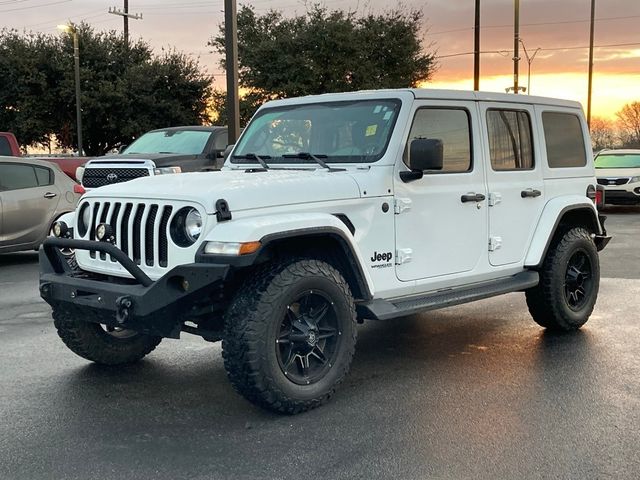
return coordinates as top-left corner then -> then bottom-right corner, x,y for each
276,290 -> 341,385
564,250 -> 594,310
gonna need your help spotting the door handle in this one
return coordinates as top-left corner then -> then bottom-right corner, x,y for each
461,193 -> 486,203
521,189 -> 542,198
44,192 -> 57,199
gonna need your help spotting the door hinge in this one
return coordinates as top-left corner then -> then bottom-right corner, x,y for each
394,198 -> 412,214
488,236 -> 502,252
395,248 -> 413,265
488,192 -> 502,207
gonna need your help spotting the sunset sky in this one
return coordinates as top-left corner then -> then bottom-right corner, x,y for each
3,0 -> 640,119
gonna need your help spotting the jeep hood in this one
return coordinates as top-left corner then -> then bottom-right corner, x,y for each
85,169 -> 362,213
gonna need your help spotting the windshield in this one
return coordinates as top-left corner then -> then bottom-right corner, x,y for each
232,99 -> 401,164
595,153 -> 640,169
123,130 -> 211,155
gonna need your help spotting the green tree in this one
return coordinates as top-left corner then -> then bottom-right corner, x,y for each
0,25 -> 212,155
209,4 -> 436,124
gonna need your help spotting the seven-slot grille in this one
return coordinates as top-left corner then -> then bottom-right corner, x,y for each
82,168 -> 150,188
597,177 -> 630,186
86,201 -> 173,268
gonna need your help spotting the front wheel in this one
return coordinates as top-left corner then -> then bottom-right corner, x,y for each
222,258 -> 357,414
53,309 -> 162,365
526,227 -> 600,331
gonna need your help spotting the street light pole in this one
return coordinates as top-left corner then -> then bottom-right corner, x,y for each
473,0 -> 480,91
587,0 -> 596,129
73,30 -> 83,155
58,23 -> 83,155
519,39 -> 540,95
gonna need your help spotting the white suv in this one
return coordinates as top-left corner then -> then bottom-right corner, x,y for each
595,149 -> 640,205
41,89 -> 610,413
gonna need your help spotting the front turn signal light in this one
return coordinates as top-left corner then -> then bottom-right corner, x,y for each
203,241 -> 261,256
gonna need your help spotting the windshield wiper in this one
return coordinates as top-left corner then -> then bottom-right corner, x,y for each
232,153 -> 271,169
282,152 -> 345,172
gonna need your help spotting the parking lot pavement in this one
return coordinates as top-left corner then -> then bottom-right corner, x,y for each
1,209 -> 639,480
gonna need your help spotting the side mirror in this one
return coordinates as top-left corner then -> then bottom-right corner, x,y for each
223,144 -> 234,160
118,144 -> 128,154
401,138 -> 444,182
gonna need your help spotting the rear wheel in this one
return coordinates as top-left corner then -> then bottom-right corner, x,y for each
222,258 -> 357,414
53,308 -> 162,365
526,227 -> 600,331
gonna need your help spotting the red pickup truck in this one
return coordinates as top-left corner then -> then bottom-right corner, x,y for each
0,132 -> 89,183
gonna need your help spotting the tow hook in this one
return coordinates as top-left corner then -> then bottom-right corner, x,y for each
115,296 -> 133,324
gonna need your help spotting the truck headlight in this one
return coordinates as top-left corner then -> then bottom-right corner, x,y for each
630,176 -> 640,184
154,166 -> 182,175
203,241 -> 261,256
170,207 -> 203,247
76,166 -> 85,183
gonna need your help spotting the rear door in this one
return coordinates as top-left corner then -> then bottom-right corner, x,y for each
479,103 -> 545,266
0,163 -> 60,248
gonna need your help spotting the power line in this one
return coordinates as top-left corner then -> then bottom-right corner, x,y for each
0,0 -> 71,12
437,42 -> 640,59
429,14 -> 640,37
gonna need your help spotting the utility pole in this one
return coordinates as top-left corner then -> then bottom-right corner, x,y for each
109,1 -> 142,45
513,0 -> 520,94
587,0 -> 596,129
225,0 -> 240,144
473,0 -> 480,91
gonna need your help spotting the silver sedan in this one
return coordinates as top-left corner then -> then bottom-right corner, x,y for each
0,156 -> 81,254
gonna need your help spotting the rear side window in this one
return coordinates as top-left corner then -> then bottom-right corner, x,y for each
542,112 -> 587,168
0,164 -> 39,191
406,108 -> 472,173
34,166 -> 53,186
214,132 -> 228,151
487,109 -> 534,170
0,137 -> 11,156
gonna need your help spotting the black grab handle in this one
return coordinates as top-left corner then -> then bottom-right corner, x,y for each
461,193 -> 486,203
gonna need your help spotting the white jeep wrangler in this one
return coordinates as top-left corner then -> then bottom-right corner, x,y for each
41,89 -> 610,413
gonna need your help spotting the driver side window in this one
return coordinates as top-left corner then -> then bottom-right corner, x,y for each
405,108 -> 472,173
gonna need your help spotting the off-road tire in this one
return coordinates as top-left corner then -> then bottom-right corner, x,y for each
53,308 -> 162,365
526,227 -> 600,331
222,258 -> 357,414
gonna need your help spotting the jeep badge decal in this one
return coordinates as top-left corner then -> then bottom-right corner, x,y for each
371,251 -> 393,269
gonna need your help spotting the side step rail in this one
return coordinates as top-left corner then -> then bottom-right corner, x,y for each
357,271 -> 539,321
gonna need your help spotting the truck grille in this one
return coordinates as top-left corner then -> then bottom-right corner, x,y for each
597,177 -> 630,186
82,168 -> 150,188
86,201 -> 173,268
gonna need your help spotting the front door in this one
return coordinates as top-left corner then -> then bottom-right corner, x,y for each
394,101 -> 488,282
479,103 -> 545,266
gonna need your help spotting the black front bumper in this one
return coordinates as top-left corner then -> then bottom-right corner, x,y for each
39,238 -> 229,338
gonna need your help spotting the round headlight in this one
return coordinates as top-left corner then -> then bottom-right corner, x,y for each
52,221 -> 68,238
184,209 -> 202,242
170,207 -> 204,247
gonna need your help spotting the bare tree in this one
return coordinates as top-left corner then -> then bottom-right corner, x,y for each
616,101 -> 640,148
590,117 -> 618,151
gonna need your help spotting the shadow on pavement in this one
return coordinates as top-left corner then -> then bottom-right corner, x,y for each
0,251 -> 39,267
